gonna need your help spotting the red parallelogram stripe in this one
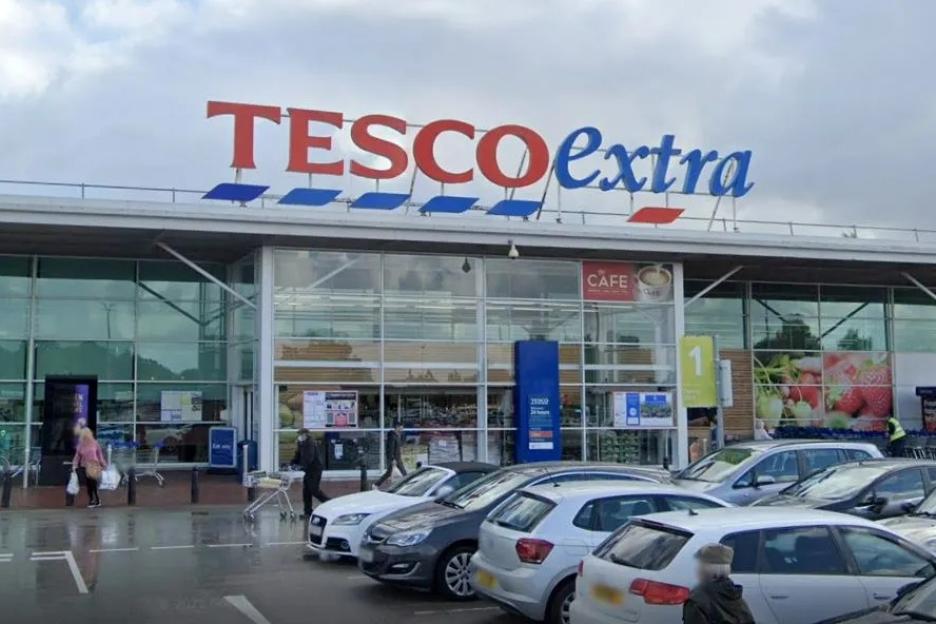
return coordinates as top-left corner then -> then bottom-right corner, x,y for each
628,206 -> 685,224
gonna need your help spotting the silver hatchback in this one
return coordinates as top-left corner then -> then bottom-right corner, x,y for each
673,439 -> 883,505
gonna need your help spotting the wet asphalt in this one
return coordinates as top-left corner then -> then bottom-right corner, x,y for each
0,506 -> 522,624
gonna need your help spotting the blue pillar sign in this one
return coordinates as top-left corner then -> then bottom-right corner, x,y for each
515,340 -> 561,463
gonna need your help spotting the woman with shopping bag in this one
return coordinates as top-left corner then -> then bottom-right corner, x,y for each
72,428 -> 107,508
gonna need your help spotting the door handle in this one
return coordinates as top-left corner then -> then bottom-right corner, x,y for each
768,594 -> 789,600
872,593 -> 892,601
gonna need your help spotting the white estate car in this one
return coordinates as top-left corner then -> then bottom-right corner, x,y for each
307,462 -> 495,558
571,507 -> 936,624
470,481 -> 728,624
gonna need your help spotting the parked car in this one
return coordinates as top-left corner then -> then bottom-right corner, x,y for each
754,459 -> 936,520
358,462 -> 671,599
571,507 -> 936,624
814,576 -> 933,623
470,481 -> 728,624
880,482 -> 936,553
673,440 -> 883,505
307,462 -> 496,558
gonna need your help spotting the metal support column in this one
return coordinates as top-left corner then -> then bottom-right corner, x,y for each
257,246 -> 276,471
156,242 -> 256,310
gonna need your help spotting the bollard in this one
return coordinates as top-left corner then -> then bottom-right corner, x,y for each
190,467 -> 199,504
127,467 -> 136,505
1,471 -> 12,508
359,450 -> 368,492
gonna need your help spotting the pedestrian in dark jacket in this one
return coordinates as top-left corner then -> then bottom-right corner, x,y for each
292,429 -> 329,516
683,543 -> 755,624
374,422 -> 407,488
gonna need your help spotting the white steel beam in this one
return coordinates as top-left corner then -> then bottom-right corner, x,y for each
155,241 -> 256,309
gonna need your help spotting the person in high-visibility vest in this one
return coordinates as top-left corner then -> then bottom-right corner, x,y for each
887,416 -> 907,457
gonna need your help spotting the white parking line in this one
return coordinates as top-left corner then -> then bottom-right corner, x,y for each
413,607 -> 500,616
150,545 -> 195,551
0,554 -> 12,563
207,543 -> 253,549
345,574 -> 368,580
30,551 -> 88,594
224,595 -> 272,624
90,547 -> 139,553
264,541 -> 305,546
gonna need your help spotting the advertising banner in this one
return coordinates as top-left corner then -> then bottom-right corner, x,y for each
208,426 -> 237,469
302,390 -> 359,429
514,340 -> 561,462
680,336 -> 718,408
160,391 -> 203,423
582,262 -> 674,302
613,392 -> 675,428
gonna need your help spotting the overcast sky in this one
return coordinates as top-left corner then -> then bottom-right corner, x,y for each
1,0 -> 934,230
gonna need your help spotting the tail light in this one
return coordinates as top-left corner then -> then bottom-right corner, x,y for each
577,560 -> 584,577
515,538 -> 554,564
629,578 -> 691,605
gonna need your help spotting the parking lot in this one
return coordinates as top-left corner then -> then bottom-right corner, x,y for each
0,506 -> 519,624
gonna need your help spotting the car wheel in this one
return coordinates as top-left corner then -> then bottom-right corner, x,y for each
547,578 -> 576,624
436,546 -> 476,600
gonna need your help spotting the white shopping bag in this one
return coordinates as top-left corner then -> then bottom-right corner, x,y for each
99,465 -> 120,491
66,471 -> 80,496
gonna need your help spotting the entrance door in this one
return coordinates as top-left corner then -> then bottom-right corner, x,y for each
39,376 -> 98,485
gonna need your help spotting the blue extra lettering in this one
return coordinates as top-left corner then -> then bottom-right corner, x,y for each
709,151 -> 754,197
679,149 -> 719,194
649,134 -> 682,193
599,143 -> 650,192
554,126 -> 602,189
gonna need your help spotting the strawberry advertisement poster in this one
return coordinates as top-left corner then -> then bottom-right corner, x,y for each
755,351 -> 892,432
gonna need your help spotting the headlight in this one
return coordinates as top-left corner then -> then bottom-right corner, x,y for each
386,529 -> 431,547
333,513 -> 371,526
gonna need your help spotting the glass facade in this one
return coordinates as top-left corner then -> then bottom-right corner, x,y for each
0,255 -> 250,468
273,251 -> 679,470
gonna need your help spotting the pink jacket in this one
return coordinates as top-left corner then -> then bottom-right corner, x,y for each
73,440 -> 106,469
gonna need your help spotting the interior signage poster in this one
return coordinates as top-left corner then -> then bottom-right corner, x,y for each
302,390 -> 359,429
613,392 -> 674,428
581,262 -> 674,302
160,391 -> 202,423
527,395 -> 555,450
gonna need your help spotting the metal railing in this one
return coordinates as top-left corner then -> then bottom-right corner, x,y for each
0,177 -> 932,244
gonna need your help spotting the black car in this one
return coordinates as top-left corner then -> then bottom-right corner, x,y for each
754,459 -> 936,520
357,461 -> 670,599
816,577 -> 933,623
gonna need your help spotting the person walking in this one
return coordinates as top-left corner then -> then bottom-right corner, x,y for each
887,415 -> 908,457
72,428 -> 106,509
683,543 -> 755,624
375,421 -> 407,488
292,429 -> 329,517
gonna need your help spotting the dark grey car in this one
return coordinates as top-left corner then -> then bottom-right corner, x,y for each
357,461 -> 670,599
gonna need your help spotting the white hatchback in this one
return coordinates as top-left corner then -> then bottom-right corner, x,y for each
571,507 -> 936,624
307,462 -> 494,558
470,481 -> 728,624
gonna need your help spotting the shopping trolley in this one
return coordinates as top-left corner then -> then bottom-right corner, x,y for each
108,442 -> 165,487
242,469 -> 304,522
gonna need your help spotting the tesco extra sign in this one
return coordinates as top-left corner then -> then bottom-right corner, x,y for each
208,101 -> 754,198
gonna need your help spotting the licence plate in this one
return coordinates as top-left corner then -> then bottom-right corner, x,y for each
476,570 -> 497,589
310,525 -> 323,539
359,549 -> 375,563
592,584 -> 624,605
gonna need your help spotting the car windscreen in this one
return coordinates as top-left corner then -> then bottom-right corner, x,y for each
594,521 -> 692,571
442,469 -> 534,511
487,492 -> 555,533
388,467 -> 448,497
916,490 -> 936,516
893,577 -> 936,619
678,448 -> 756,483
782,464 -> 888,500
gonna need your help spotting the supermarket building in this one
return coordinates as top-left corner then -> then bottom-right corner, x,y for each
2,104 -> 936,480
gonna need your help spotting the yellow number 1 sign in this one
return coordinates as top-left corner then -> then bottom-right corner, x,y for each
680,336 -> 717,408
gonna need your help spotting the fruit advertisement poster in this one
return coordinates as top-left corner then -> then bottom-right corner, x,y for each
755,351 -> 892,432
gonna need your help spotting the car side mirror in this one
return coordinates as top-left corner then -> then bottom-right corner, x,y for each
859,495 -> 888,512
754,475 -> 776,488
902,501 -> 919,514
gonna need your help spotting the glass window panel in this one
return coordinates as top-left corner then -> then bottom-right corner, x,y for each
0,384 -> 25,422
274,250 -> 380,294
385,387 -> 477,429
277,430 -> 381,471
820,317 -> 887,351
0,341 -> 26,379
684,282 -> 746,348
232,304 -> 256,342
275,366 -> 379,384
384,297 -> 478,341
35,341 -> 133,379
486,302 -> 582,342
752,318 -> 821,350
411,430 -> 479,465
586,429 -> 668,464
585,345 -> 676,385
384,254 -> 478,297
277,385 -> 380,429
0,424 -> 27,466
137,343 -> 226,381
0,299 -> 28,339
0,256 -> 30,297
275,294 -> 380,339
562,428 -> 583,461
584,303 -> 674,345
136,383 -> 227,422
36,299 -> 135,340
751,283 -> 819,317
761,526 -> 846,575
841,528 -> 934,578
384,367 -> 478,384
486,258 -> 580,300
685,315 -> 746,349
586,387 -> 674,428
820,286 -> 886,319
136,423 -> 214,463
138,261 -> 224,302
97,383 -> 134,423
487,429 -> 515,467
96,423 -> 135,449
137,300 -> 225,341
37,258 -> 135,299
275,339 -> 380,363
235,343 -> 254,382
486,344 -> 581,383
384,342 -> 477,365
894,289 -> 936,320
893,321 -> 936,352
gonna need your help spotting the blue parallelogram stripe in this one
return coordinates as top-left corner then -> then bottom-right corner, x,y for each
419,195 -> 478,214
350,192 -> 410,210
486,199 -> 541,217
278,188 -> 342,206
203,183 -> 268,202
